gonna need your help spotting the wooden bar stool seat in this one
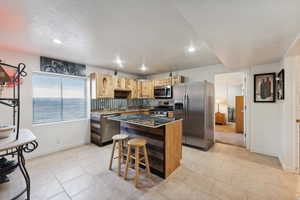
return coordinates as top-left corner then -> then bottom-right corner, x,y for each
128,138 -> 146,147
109,134 -> 128,176
112,134 -> 128,141
124,138 -> 151,187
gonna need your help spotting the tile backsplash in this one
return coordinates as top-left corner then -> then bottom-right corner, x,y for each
91,99 -> 158,110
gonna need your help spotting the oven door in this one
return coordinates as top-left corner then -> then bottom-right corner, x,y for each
154,86 -> 172,98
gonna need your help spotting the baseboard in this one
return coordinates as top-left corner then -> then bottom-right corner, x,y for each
279,155 -> 298,173
26,141 -> 90,160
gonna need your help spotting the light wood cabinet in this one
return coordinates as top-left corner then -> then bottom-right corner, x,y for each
172,76 -> 184,86
154,78 -> 171,87
138,80 -> 154,98
91,73 -> 184,99
90,73 -> 114,98
154,76 -> 184,87
113,77 -> 126,90
235,96 -> 244,133
125,78 -> 138,98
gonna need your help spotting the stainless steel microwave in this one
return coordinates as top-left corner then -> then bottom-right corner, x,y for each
154,85 -> 172,99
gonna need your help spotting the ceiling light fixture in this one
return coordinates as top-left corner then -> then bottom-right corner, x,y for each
114,56 -> 124,67
118,63 -> 124,68
53,39 -> 62,44
141,64 -> 147,71
188,46 -> 196,53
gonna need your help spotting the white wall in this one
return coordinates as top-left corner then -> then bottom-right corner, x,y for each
248,63 -> 283,157
149,63 -> 283,158
280,55 -> 300,172
148,64 -> 232,83
227,85 -> 243,108
0,49 -> 135,158
215,83 -> 242,121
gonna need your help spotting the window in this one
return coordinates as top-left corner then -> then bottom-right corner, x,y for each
32,73 -> 87,124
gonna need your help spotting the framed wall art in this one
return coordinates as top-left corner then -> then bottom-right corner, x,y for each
277,69 -> 284,100
40,56 -> 86,77
254,73 -> 276,103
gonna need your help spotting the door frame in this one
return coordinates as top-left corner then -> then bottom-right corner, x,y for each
214,71 -> 251,149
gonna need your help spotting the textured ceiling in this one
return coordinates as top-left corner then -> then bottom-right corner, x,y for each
0,0 -> 300,75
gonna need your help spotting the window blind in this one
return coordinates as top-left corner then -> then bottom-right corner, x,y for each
32,73 -> 87,124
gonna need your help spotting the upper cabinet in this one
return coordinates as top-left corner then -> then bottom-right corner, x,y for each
154,78 -> 171,87
138,80 -> 154,99
90,73 -> 114,98
90,73 -> 184,99
153,76 -> 184,87
125,78 -> 138,98
113,77 -> 126,90
172,76 -> 184,86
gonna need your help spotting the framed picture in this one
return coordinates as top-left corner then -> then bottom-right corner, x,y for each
277,69 -> 284,100
40,56 -> 86,77
254,73 -> 276,103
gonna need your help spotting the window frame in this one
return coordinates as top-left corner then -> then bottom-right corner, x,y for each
32,71 -> 88,125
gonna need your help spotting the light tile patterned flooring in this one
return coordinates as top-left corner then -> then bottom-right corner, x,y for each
0,143 -> 299,200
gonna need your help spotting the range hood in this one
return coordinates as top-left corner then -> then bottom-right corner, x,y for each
114,89 -> 131,99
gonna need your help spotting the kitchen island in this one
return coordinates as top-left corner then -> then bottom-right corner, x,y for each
108,114 -> 182,179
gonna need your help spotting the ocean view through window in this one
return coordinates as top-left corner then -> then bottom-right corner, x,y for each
32,73 -> 87,124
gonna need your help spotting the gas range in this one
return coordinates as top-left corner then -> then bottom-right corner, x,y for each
150,111 -> 168,117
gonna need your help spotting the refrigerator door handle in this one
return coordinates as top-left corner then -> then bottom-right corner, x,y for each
186,94 -> 189,119
185,93 -> 188,119
183,93 -> 186,119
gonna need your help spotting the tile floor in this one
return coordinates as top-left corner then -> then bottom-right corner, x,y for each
0,143 -> 299,200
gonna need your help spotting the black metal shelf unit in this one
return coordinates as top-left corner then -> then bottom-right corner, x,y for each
0,60 -> 27,140
0,60 -> 38,200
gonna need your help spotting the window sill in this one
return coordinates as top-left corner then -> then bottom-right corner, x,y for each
32,118 -> 89,127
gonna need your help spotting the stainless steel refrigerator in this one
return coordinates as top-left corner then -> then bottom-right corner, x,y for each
173,81 -> 214,150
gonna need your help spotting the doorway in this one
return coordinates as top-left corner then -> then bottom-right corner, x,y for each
214,72 -> 246,147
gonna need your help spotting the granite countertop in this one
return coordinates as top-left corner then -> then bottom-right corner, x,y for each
108,114 -> 182,128
91,107 -> 153,115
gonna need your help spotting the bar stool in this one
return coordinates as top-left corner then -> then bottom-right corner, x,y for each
109,134 -> 128,176
124,138 -> 151,187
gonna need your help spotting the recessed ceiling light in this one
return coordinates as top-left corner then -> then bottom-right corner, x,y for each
114,56 -> 124,67
141,64 -> 147,71
53,39 -> 62,44
118,63 -> 124,68
188,46 -> 196,53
